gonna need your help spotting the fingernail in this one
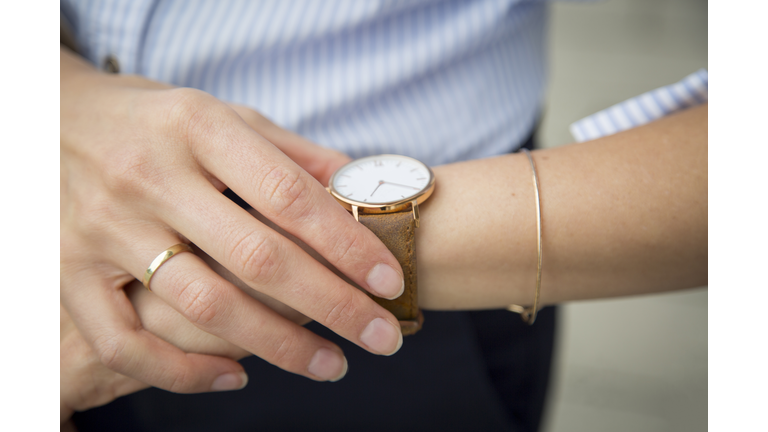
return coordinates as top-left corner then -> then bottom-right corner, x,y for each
308,347 -> 348,382
210,371 -> 248,392
360,317 -> 403,356
366,263 -> 404,299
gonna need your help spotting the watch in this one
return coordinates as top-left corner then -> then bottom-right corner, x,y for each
328,154 -> 435,336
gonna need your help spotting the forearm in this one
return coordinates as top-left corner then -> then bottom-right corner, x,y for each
417,104 -> 707,309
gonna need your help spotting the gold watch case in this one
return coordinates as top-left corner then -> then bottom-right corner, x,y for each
327,154 -> 436,226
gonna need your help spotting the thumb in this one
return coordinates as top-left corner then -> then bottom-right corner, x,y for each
229,104 -> 351,185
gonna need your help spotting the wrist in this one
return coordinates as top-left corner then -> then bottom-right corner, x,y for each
416,155 -> 539,310
60,58 -> 172,147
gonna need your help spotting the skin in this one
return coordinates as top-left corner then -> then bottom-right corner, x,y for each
417,103 -> 707,309
61,284 -> 247,427
61,45 -> 407,395
61,105 -> 706,427
61,230 -> 311,426
60,43 -> 706,427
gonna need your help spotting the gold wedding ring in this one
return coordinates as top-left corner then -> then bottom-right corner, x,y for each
143,243 -> 194,291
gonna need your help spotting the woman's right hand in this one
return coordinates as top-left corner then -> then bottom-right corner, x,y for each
60,47 -> 406,392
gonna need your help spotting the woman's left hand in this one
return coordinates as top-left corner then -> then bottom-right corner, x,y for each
61,210 -> 323,424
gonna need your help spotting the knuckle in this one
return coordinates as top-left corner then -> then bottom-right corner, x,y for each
269,331 -> 299,367
175,276 -> 225,327
94,334 -> 128,372
258,165 -> 313,219
100,89 -> 219,198
322,291 -> 360,330
101,148 -> 166,196
161,88 -> 222,143
328,229 -> 366,266
165,364 -> 197,393
229,231 -> 284,286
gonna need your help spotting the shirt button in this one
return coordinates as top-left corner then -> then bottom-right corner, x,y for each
103,55 -> 120,73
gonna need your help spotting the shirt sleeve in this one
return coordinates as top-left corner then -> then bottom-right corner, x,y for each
569,69 -> 708,143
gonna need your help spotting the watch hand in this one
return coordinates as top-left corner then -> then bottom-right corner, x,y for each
370,180 -> 385,197
381,181 -> 420,190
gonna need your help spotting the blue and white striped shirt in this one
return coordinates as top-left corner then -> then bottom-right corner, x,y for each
61,0 -> 707,164
61,0 -> 549,166
570,69 -> 708,142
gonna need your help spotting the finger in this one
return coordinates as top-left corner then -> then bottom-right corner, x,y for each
119,232 -> 353,380
195,246 -> 312,326
125,280 -> 251,359
143,182 -> 403,357
177,98 -> 404,300
228,104 -> 351,185
61,304 -> 148,418
62,269 -> 249,393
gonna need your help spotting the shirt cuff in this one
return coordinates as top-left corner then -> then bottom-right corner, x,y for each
569,69 -> 708,143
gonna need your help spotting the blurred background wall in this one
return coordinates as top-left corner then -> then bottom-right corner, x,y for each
537,1 -> 707,431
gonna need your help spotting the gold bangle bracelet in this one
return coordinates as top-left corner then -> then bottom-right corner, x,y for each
508,148 -> 542,325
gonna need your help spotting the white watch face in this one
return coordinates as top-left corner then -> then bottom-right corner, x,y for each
331,155 -> 433,205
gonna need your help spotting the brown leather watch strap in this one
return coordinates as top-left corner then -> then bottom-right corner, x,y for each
358,210 -> 423,335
